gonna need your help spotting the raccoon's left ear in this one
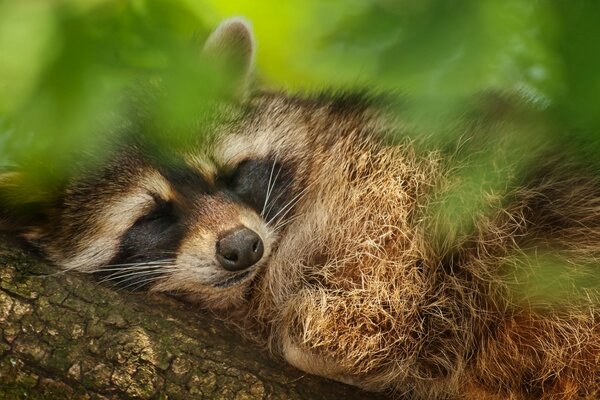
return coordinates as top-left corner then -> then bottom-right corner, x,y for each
202,17 -> 255,93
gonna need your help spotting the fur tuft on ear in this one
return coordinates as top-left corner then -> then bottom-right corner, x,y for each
203,17 -> 255,93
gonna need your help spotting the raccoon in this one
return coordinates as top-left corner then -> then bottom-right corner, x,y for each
2,18 -> 600,400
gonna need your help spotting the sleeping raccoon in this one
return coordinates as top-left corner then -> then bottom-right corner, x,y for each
2,18 -> 600,400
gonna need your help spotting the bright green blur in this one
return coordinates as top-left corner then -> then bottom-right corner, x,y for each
2,1 -> 600,159
2,1 -> 600,162
1,0 -> 600,303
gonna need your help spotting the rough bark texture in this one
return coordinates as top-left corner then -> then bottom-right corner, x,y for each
0,235 -> 389,400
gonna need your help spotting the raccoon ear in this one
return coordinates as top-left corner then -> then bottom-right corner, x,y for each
202,17 -> 255,93
0,168 -> 51,240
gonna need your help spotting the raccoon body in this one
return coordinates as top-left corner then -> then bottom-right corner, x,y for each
242,92 -> 600,399
2,18 -> 600,399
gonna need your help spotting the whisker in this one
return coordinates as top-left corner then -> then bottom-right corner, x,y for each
90,264 -> 171,280
98,265 -> 170,278
35,260 -> 172,278
104,253 -> 178,264
94,265 -> 167,275
270,196 -> 304,227
261,156 -> 280,217
96,259 -> 173,269
267,184 -> 311,225
93,260 -> 175,273
266,187 -> 306,225
40,264 -> 91,277
265,181 -> 293,218
98,268 -> 169,285
261,156 -> 277,216
272,213 -> 303,231
120,275 -> 166,292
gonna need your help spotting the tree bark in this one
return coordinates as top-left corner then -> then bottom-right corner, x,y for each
0,236 -> 389,400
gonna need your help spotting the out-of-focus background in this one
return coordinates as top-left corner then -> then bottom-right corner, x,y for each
2,0 -> 600,164
1,0 -> 600,301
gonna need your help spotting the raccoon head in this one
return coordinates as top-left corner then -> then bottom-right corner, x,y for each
0,18 -> 301,310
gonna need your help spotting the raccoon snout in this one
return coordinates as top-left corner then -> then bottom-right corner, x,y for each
216,227 -> 264,271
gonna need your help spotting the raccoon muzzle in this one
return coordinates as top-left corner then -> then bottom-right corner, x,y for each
216,226 -> 264,271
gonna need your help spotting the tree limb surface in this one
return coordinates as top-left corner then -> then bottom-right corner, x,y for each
0,236 -> 389,400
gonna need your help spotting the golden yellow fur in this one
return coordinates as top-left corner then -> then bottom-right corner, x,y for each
227,92 -> 600,399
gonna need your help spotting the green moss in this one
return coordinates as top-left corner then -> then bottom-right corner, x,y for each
80,361 -> 112,389
127,365 -> 161,398
104,312 -> 128,328
45,345 -> 80,373
12,336 -> 50,364
85,318 -> 107,339
188,371 -> 217,396
0,341 -> 10,357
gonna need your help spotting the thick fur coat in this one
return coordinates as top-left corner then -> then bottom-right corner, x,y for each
1,18 -> 598,399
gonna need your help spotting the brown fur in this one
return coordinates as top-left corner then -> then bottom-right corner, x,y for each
1,18 -> 598,400
224,92 -> 600,399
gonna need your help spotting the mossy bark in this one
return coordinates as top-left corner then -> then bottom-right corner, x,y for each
0,236 -> 388,400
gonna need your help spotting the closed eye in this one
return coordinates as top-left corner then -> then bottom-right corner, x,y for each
218,159 -> 250,187
221,157 -> 296,222
138,196 -> 176,224
222,158 -> 272,209
112,196 -> 182,264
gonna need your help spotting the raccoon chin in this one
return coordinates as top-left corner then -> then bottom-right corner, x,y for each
180,282 -> 255,311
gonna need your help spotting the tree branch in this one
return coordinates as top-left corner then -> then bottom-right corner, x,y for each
0,236 -> 388,400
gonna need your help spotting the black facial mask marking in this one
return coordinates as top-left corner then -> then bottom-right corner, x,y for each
99,199 -> 185,290
97,155 -> 300,291
224,157 -> 296,223
119,200 -> 181,258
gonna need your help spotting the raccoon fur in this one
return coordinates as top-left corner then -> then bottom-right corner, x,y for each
1,18 -> 600,400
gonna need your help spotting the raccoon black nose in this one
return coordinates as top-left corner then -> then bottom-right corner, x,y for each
216,227 -> 264,271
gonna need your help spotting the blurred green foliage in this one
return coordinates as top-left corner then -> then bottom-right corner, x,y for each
1,0 -> 599,162
1,0 -> 600,302
0,0 -> 212,172
2,0 -> 600,164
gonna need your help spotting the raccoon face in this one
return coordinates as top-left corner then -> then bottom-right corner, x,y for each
3,139 -> 300,310
0,18 -> 302,310
146,148 -> 298,309
99,152 -> 279,309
